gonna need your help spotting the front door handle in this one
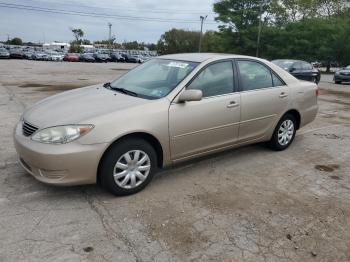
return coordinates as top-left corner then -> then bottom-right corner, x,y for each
279,92 -> 288,98
227,101 -> 239,108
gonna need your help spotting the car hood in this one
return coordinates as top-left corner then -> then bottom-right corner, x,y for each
23,84 -> 151,128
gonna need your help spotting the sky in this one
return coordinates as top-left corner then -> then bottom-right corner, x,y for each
0,0 -> 219,44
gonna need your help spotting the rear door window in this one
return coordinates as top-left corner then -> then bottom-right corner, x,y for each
237,60 -> 273,91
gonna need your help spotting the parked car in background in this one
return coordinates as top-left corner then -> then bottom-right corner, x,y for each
80,53 -> 95,62
14,53 -> 319,196
0,47 -> 10,58
122,53 -> 138,63
93,53 -> 110,62
23,51 -> 34,60
63,53 -> 80,62
9,49 -> 24,59
334,65 -> 350,84
272,59 -> 320,84
47,51 -> 64,61
110,53 -> 125,62
32,52 -> 49,61
134,55 -> 145,63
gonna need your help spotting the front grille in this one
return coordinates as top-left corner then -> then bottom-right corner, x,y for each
22,121 -> 39,137
340,72 -> 350,76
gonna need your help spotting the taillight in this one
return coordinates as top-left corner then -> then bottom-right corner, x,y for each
316,86 -> 320,97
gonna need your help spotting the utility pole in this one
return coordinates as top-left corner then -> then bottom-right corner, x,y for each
256,1 -> 264,57
198,15 -> 207,53
108,22 -> 112,51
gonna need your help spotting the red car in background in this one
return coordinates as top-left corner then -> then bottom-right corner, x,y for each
63,53 -> 80,62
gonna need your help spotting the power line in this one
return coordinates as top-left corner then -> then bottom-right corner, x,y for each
21,0 -> 215,14
0,2 -> 217,24
40,1 -> 216,14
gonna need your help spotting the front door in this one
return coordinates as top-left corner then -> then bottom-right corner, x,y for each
169,61 -> 240,160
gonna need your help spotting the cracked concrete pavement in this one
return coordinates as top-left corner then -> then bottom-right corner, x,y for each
0,60 -> 350,261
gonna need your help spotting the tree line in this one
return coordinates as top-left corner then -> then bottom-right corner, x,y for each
157,0 -> 350,66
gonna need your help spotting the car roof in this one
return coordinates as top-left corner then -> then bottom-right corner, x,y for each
272,59 -> 310,64
158,53 -> 263,63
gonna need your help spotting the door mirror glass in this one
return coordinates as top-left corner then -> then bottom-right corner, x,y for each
178,90 -> 203,102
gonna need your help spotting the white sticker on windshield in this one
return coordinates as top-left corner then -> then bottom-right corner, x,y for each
166,62 -> 189,68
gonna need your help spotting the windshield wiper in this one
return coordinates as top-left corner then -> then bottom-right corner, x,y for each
103,82 -> 139,97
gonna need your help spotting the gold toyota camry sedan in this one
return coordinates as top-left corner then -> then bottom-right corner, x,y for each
14,53 -> 319,195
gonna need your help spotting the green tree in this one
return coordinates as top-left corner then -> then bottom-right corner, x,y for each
213,0 -> 350,64
157,29 -> 224,54
214,0 -> 271,31
122,41 -> 140,50
8,37 -> 22,45
82,39 -> 91,45
213,0 -> 272,56
157,29 -> 199,54
69,28 -> 84,53
259,14 -> 350,69
71,28 -> 84,44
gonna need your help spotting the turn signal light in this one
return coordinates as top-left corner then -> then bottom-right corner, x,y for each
316,87 -> 320,97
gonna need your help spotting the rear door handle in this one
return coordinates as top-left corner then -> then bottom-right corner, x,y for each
227,101 -> 239,108
279,92 -> 288,98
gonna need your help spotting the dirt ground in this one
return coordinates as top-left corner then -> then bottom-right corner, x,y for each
0,60 -> 350,262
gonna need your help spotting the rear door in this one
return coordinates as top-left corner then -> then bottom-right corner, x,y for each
292,62 -> 314,81
290,61 -> 306,81
301,62 -> 314,81
236,59 -> 290,142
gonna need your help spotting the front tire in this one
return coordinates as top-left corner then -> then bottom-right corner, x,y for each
99,138 -> 157,196
269,114 -> 297,151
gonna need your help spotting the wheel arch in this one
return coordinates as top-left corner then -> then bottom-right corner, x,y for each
284,109 -> 301,130
97,132 -> 164,184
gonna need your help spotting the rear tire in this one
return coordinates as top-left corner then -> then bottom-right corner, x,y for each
99,138 -> 157,196
269,114 -> 297,151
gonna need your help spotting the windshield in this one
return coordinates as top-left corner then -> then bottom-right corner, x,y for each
346,65 -> 350,70
110,59 -> 199,99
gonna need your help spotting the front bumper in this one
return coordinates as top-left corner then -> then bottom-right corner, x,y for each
14,122 -> 108,186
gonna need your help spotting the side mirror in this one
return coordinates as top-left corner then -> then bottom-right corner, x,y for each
289,67 -> 296,72
178,89 -> 203,103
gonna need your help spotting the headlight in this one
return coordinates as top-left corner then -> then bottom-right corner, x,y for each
335,71 -> 340,75
31,125 -> 94,144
